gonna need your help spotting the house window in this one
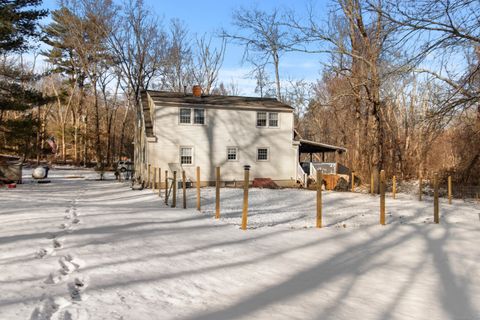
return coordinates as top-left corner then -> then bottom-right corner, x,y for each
269,112 -> 279,127
193,108 -> 205,124
256,112 -> 267,127
257,148 -> 269,161
180,147 -> 193,165
257,111 -> 279,127
227,147 -> 238,161
179,108 -> 191,124
179,108 -> 206,125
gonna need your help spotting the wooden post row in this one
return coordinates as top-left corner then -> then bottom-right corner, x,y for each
448,176 -> 452,204
182,170 -> 187,209
241,166 -> 250,230
380,170 -> 385,225
172,171 -> 177,208
215,167 -> 220,219
434,173 -> 439,224
316,170 -> 322,228
196,166 -> 201,211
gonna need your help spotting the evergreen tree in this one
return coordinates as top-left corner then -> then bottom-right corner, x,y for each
0,0 -> 48,156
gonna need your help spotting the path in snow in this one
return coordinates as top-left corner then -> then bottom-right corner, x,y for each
0,168 -> 479,320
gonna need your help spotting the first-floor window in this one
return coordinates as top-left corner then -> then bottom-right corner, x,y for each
227,147 -> 238,161
257,148 -> 269,161
180,147 -> 193,165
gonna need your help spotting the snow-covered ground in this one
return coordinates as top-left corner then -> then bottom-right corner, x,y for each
1,167 -> 479,320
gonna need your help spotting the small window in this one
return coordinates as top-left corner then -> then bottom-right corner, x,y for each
257,112 -> 267,127
257,148 -> 269,161
193,108 -> 205,124
179,108 -> 191,124
227,147 -> 238,161
180,147 -> 193,165
269,112 -> 278,127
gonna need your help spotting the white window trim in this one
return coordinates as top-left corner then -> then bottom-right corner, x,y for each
226,146 -> 239,162
179,146 -> 194,166
178,108 -> 206,126
256,147 -> 270,162
179,108 -> 192,125
256,111 -> 279,128
193,108 -> 206,125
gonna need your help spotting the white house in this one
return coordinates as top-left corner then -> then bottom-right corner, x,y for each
136,87 -> 346,187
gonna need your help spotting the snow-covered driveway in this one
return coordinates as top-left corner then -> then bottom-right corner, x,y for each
1,168 -> 479,320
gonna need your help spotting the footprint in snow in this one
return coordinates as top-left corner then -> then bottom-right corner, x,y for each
72,218 -> 80,225
59,256 -> 78,275
29,296 -> 71,320
53,239 -> 63,249
56,306 -> 89,320
35,247 -> 55,259
68,275 -> 89,302
65,255 -> 86,269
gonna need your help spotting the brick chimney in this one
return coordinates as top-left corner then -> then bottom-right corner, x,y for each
192,85 -> 202,97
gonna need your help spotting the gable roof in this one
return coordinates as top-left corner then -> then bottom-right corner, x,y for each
145,90 -> 294,112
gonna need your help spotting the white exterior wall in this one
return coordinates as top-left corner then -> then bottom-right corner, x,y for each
146,101 -> 298,184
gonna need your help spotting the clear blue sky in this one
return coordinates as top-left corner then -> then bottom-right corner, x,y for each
39,0 -> 331,95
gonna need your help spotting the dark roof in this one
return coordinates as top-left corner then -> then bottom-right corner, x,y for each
298,139 -> 347,154
145,90 -> 294,112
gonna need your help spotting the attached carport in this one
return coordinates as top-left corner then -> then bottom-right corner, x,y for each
297,139 -> 347,162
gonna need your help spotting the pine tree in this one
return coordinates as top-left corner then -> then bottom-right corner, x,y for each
0,0 -> 48,156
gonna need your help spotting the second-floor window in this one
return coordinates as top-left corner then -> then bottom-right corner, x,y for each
193,109 -> 205,124
257,111 -> 278,127
179,108 -> 205,125
179,108 -> 191,124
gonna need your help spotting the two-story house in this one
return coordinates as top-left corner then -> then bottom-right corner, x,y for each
136,87 -> 346,187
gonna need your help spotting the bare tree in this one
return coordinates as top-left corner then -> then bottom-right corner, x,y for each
161,19 -> 193,92
222,6 -> 296,100
191,34 -> 226,94
368,0 -> 480,114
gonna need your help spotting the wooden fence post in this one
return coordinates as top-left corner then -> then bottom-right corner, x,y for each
153,167 -> 157,191
448,176 -> 452,204
196,166 -> 201,211
215,167 -> 220,219
241,165 -> 250,230
158,168 -> 162,197
172,171 -> 177,208
434,173 -> 439,224
392,175 -> 396,199
147,164 -> 151,188
164,170 -> 168,204
419,174 -> 423,201
351,171 -> 355,192
370,171 -> 374,195
316,170 -> 322,228
380,169 -> 386,225
182,170 -> 187,209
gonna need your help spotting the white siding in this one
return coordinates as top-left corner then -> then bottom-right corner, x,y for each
147,102 -> 297,184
